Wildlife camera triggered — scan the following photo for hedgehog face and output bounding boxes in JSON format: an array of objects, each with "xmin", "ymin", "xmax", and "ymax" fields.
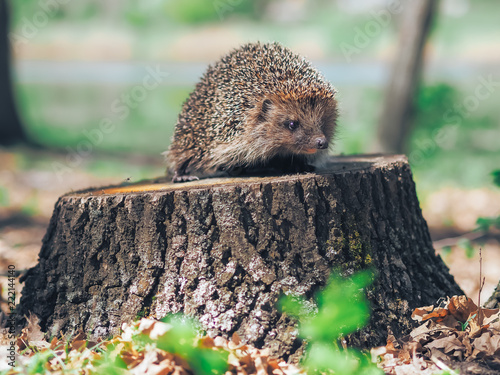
[{"xmin": 249, "ymin": 95, "xmax": 338, "ymax": 158}]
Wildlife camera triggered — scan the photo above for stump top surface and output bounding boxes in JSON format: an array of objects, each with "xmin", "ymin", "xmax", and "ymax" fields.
[{"xmin": 73, "ymin": 154, "xmax": 407, "ymax": 197}]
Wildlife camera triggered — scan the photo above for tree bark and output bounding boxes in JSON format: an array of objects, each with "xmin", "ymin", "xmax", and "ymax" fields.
[
  {"xmin": 19, "ymin": 154, "xmax": 462, "ymax": 361},
  {"xmin": 0, "ymin": 0, "xmax": 27, "ymax": 145},
  {"xmin": 485, "ymin": 281, "xmax": 500, "ymax": 309},
  {"xmin": 374, "ymin": 0, "xmax": 437, "ymax": 153}
]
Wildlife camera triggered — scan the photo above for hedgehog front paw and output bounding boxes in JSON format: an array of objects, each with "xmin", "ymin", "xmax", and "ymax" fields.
[
  {"xmin": 172, "ymin": 171, "xmax": 200, "ymax": 183},
  {"xmin": 299, "ymin": 163, "xmax": 316, "ymax": 173}
]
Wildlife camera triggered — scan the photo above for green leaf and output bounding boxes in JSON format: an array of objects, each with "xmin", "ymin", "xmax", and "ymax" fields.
[
  {"xmin": 475, "ymin": 216, "xmax": 500, "ymax": 232},
  {"xmin": 279, "ymin": 273, "xmax": 374, "ymax": 340},
  {"xmin": 26, "ymin": 350, "xmax": 55, "ymax": 375},
  {"xmin": 153, "ymin": 314, "xmax": 228, "ymax": 375},
  {"xmin": 492, "ymin": 170, "xmax": 500, "ymax": 187},
  {"xmin": 461, "ymin": 313, "xmax": 477, "ymax": 331},
  {"xmin": 278, "ymin": 295, "xmax": 311, "ymax": 320},
  {"xmin": 154, "ymin": 315, "xmax": 197, "ymax": 356},
  {"xmin": 441, "ymin": 246, "xmax": 452, "ymax": 256},
  {"xmin": 91, "ymin": 343, "xmax": 128, "ymax": 375},
  {"xmin": 457, "ymin": 238, "xmax": 475, "ymax": 258},
  {"xmin": 188, "ymin": 348, "xmax": 228, "ymax": 375},
  {"xmin": 304, "ymin": 343, "xmax": 383, "ymax": 375},
  {"xmin": 305, "ymin": 343, "xmax": 357, "ymax": 374},
  {"xmin": 476, "ymin": 217, "xmax": 493, "ymax": 231},
  {"xmin": 302, "ymin": 270, "xmax": 373, "ymax": 340},
  {"xmin": 286, "ymin": 270, "xmax": 381, "ymax": 374}
]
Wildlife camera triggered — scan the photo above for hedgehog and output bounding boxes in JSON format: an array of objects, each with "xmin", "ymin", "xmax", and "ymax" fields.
[{"xmin": 165, "ymin": 42, "xmax": 338, "ymax": 182}]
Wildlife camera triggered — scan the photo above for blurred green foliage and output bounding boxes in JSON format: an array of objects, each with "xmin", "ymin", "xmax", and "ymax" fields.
[
  {"xmin": 0, "ymin": 186, "xmax": 9, "ymax": 207},
  {"xmin": 166, "ymin": 0, "xmax": 256, "ymax": 24},
  {"xmin": 476, "ymin": 216, "xmax": 500, "ymax": 233},
  {"xmin": 16, "ymin": 79, "xmax": 498, "ymax": 194},
  {"xmin": 475, "ymin": 170, "xmax": 500, "ymax": 233},
  {"xmin": 446, "ymin": 171, "xmax": 500, "ymax": 257},
  {"xmin": 9, "ymin": 0, "xmax": 259, "ymax": 28},
  {"xmin": 492, "ymin": 170, "xmax": 500, "ymax": 187},
  {"xmin": 9, "ymin": 0, "xmax": 97, "ymax": 25},
  {"xmin": 91, "ymin": 343, "xmax": 129, "ymax": 375},
  {"xmin": 18, "ymin": 350, "xmax": 56, "ymax": 375},
  {"xmin": 279, "ymin": 270, "xmax": 382, "ymax": 375},
  {"xmin": 456, "ymin": 237, "xmax": 476, "ymax": 259},
  {"xmin": 134, "ymin": 314, "xmax": 228, "ymax": 375},
  {"xmin": 410, "ymin": 82, "xmax": 500, "ymax": 193},
  {"xmin": 20, "ymin": 193, "xmax": 39, "ymax": 217},
  {"xmin": 17, "ymin": 84, "xmax": 187, "ymax": 154},
  {"xmin": 412, "ymin": 83, "xmax": 497, "ymax": 157}
]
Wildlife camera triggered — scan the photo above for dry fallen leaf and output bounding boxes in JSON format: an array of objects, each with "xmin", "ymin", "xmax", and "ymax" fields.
[
  {"xmin": 6, "ymin": 317, "xmax": 306, "ymax": 375},
  {"xmin": 425, "ymin": 334, "xmax": 464, "ymax": 359},
  {"xmin": 375, "ymin": 295, "xmax": 500, "ymax": 374},
  {"xmin": 447, "ymin": 296, "xmax": 477, "ymax": 322},
  {"xmin": 16, "ymin": 313, "xmax": 45, "ymax": 351},
  {"xmin": 472, "ymin": 331, "xmax": 500, "ymax": 357},
  {"xmin": 411, "ymin": 305, "xmax": 436, "ymax": 322}
]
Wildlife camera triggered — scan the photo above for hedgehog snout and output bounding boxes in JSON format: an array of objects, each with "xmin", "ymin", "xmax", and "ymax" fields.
[{"xmin": 315, "ymin": 136, "xmax": 328, "ymax": 149}]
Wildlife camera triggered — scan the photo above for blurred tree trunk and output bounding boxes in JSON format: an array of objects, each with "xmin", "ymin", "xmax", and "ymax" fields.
[
  {"xmin": 375, "ymin": 0, "xmax": 437, "ymax": 153},
  {"xmin": 0, "ymin": 0, "xmax": 27, "ymax": 146}
]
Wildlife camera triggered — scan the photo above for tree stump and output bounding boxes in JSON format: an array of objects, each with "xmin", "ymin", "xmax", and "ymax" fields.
[{"xmin": 19, "ymin": 154, "xmax": 462, "ymax": 361}]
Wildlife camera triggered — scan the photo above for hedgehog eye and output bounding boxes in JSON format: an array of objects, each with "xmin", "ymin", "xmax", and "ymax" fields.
[{"xmin": 284, "ymin": 120, "xmax": 299, "ymax": 131}]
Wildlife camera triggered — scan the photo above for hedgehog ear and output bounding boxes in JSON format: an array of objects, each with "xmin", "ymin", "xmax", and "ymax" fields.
[
  {"xmin": 262, "ymin": 99, "xmax": 272, "ymax": 112},
  {"xmin": 258, "ymin": 99, "xmax": 273, "ymax": 122}
]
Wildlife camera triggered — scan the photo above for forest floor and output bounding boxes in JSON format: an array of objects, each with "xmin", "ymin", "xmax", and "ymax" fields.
[{"xmin": 1, "ymin": 146, "xmax": 499, "ymax": 374}]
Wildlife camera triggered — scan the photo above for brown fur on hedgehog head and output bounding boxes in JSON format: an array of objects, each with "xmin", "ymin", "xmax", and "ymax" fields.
[{"xmin": 244, "ymin": 89, "xmax": 338, "ymax": 160}]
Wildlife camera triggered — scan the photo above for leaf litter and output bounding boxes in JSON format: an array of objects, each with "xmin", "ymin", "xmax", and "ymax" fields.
[
  {"xmin": 2, "ymin": 314, "xmax": 304, "ymax": 374},
  {"xmin": 3, "ymin": 295, "xmax": 500, "ymax": 374},
  {"xmin": 372, "ymin": 295, "xmax": 500, "ymax": 374}
]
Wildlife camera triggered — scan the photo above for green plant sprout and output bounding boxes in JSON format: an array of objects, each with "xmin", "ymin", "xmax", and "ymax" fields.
[
  {"xmin": 130, "ymin": 314, "xmax": 228, "ymax": 375},
  {"xmin": 91, "ymin": 343, "xmax": 129, "ymax": 375},
  {"xmin": 279, "ymin": 269, "xmax": 383, "ymax": 375},
  {"xmin": 460, "ymin": 313, "xmax": 477, "ymax": 331}
]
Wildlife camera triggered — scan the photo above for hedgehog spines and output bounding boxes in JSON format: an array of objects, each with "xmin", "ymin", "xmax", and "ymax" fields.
[{"xmin": 166, "ymin": 42, "xmax": 338, "ymax": 182}]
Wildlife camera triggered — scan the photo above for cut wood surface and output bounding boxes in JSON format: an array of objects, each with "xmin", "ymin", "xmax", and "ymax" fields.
[{"xmin": 19, "ymin": 154, "xmax": 462, "ymax": 361}]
